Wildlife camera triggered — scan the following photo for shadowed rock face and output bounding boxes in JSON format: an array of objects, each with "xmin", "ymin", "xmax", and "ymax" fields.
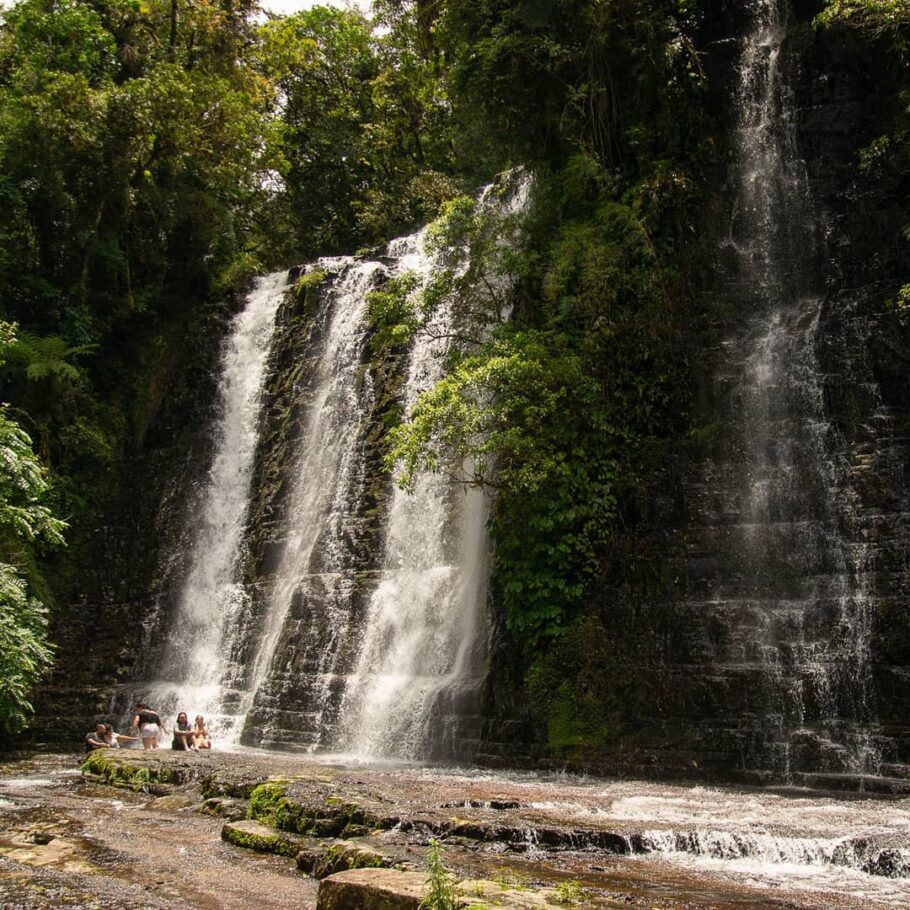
[{"xmin": 477, "ymin": 2, "xmax": 910, "ymax": 786}]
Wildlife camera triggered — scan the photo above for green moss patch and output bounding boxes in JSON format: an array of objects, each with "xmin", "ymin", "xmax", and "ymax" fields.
[
  {"xmin": 221, "ymin": 820, "xmax": 309, "ymax": 858},
  {"xmin": 80, "ymin": 750, "xmax": 185, "ymax": 791},
  {"xmin": 247, "ymin": 781, "xmax": 392, "ymax": 837}
]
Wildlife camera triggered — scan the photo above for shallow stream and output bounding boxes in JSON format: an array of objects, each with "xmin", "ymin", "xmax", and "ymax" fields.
[{"xmin": 1, "ymin": 753, "xmax": 909, "ymax": 909}]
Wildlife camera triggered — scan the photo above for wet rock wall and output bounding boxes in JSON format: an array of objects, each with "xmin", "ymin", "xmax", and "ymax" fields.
[{"xmin": 479, "ymin": 4, "xmax": 910, "ymax": 788}]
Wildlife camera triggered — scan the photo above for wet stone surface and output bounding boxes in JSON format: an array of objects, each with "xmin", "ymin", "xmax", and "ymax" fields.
[{"xmin": 2, "ymin": 752, "xmax": 910, "ymax": 909}]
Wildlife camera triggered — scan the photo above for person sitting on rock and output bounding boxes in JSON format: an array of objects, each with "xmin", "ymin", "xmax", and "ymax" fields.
[
  {"xmin": 84, "ymin": 724, "xmax": 108, "ymax": 753},
  {"xmin": 172, "ymin": 712, "xmax": 196, "ymax": 751},
  {"xmin": 103, "ymin": 724, "xmax": 139, "ymax": 749},
  {"xmin": 192, "ymin": 715, "xmax": 211, "ymax": 751}
]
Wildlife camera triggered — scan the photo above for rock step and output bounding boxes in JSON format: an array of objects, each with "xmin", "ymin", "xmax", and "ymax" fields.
[
  {"xmin": 316, "ymin": 869, "xmax": 616, "ymax": 910},
  {"xmin": 221, "ymin": 820, "xmax": 311, "ymax": 858},
  {"xmin": 222, "ymin": 820, "xmax": 417, "ymax": 877},
  {"xmin": 297, "ymin": 839, "xmax": 416, "ymax": 879}
]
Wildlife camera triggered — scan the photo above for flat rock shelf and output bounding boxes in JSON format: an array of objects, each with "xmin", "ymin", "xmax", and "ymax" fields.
[{"xmin": 2, "ymin": 751, "xmax": 910, "ymax": 909}]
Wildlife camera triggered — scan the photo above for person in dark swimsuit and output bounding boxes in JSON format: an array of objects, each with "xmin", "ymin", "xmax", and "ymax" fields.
[
  {"xmin": 172, "ymin": 712, "xmax": 196, "ymax": 751},
  {"xmin": 131, "ymin": 702, "xmax": 167, "ymax": 750}
]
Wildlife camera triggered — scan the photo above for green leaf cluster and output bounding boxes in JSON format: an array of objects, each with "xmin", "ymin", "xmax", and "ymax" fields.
[
  {"xmin": 384, "ymin": 2, "xmax": 712, "ymax": 657},
  {"xmin": 259, "ymin": 4, "xmax": 463, "ymax": 261},
  {"xmin": 419, "ymin": 841, "xmax": 459, "ymax": 910},
  {"xmin": 0, "ymin": 324, "xmax": 65, "ymax": 732}
]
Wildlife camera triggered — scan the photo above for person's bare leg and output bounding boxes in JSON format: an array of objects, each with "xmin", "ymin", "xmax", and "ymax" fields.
[{"xmin": 142, "ymin": 737, "xmax": 153, "ymax": 750}]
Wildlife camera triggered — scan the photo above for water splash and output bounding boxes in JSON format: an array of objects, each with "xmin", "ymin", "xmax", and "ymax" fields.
[{"xmin": 147, "ymin": 272, "xmax": 287, "ymax": 741}]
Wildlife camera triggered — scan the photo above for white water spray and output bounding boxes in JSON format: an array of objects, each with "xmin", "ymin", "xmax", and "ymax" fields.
[
  {"xmin": 340, "ymin": 177, "xmax": 530, "ymax": 760},
  {"xmin": 150, "ymin": 272, "xmax": 286, "ymax": 740}
]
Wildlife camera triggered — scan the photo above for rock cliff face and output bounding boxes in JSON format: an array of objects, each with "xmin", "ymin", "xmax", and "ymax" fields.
[
  {"xmin": 23, "ymin": 2, "xmax": 909, "ymax": 787},
  {"xmin": 479, "ymin": 3, "xmax": 910, "ymax": 788},
  {"xmin": 22, "ymin": 298, "xmax": 237, "ymax": 747}
]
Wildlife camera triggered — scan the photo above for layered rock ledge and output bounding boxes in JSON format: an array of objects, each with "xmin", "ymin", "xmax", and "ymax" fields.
[{"xmin": 75, "ymin": 747, "xmax": 910, "ymax": 910}]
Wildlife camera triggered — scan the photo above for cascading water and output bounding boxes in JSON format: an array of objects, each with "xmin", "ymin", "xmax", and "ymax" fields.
[
  {"xmin": 132, "ymin": 176, "xmax": 528, "ymax": 756},
  {"xmin": 726, "ymin": 0, "xmax": 877, "ymax": 774},
  {"xmin": 142, "ymin": 272, "xmax": 287, "ymax": 740},
  {"xmin": 337, "ymin": 230, "xmax": 492, "ymax": 760},
  {"xmin": 238, "ymin": 256, "xmax": 384, "ymax": 749},
  {"xmin": 337, "ymin": 177, "xmax": 530, "ymax": 760}
]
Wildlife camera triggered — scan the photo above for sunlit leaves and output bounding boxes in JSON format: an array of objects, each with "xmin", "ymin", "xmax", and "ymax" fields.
[
  {"xmin": 0, "ymin": 327, "xmax": 65, "ymax": 733},
  {"xmin": 0, "ymin": 563, "xmax": 53, "ymax": 734}
]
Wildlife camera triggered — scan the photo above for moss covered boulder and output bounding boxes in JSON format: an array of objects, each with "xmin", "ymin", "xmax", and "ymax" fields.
[
  {"xmin": 316, "ymin": 870, "xmax": 606, "ymax": 910},
  {"xmin": 296, "ymin": 839, "xmax": 400, "ymax": 878},
  {"xmin": 80, "ymin": 749, "xmax": 189, "ymax": 792},
  {"xmin": 221, "ymin": 820, "xmax": 311, "ymax": 859}
]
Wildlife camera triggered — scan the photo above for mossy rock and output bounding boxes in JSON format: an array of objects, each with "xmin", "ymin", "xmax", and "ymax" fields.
[
  {"xmin": 247, "ymin": 781, "xmax": 391, "ymax": 837},
  {"xmin": 221, "ymin": 820, "xmax": 310, "ymax": 859},
  {"xmin": 80, "ymin": 750, "xmax": 185, "ymax": 791},
  {"xmin": 296, "ymin": 840, "xmax": 393, "ymax": 879},
  {"xmin": 294, "ymin": 269, "xmax": 328, "ymax": 320},
  {"xmin": 316, "ymin": 870, "xmax": 581, "ymax": 910}
]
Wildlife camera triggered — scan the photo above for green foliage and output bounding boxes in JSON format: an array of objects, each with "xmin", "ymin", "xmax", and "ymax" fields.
[
  {"xmin": 0, "ymin": 563, "xmax": 53, "ymax": 733},
  {"xmin": 888, "ymin": 284, "xmax": 910, "ymax": 324},
  {"xmin": 420, "ymin": 841, "xmax": 458, "ymax": 910},
  {"xmin": 259, "ymin": 4, "xmax": 461, "ymax": 260},
  {"xmin": 0, "ymin": 324, "xmax": 65, "ymax": 731},
  {"xmin": 0, "ymin": 410, "xmax": 66, "ymax": 549},
  {"xmin": 389, "ymin": 165, "xmax": 695, "ymax": 647},
  {"xmin": 4, "ymin": 331, "xmax": 95, "ymax": 383},
  {"xmin": 444, "ymin": 0, "xmax": 708, "ymax": 171},
  {"xmin": 816, "ymin": 1, "xmax": 910, "ymax": 40},
  {"xmin": 379, "ymin": 2, "xmax": 712, "ymax": 655},
  {"xmin": 553, "ymin": 880, "xmax": 591, "ymax": 905},
  {"xmin": 0, "ymin": 0, "xmax": 276, "ymax": 663},
  {"xmin": 817, "ymin": 2, "xmax": 910, "ymax": 324},
  {"xmin": 367, "ymin": 272, "xmax": 421, "ymax": 353}
]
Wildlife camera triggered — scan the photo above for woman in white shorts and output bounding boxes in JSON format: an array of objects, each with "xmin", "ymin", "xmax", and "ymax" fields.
[{"xmin": 131, "ymin": 702, "xmax": 168, "ymax": 750}]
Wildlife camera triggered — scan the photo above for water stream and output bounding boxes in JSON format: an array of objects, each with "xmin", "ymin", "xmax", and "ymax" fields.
[
  {"xmin": 142, "ymin": 272, "xmax": 287, "ymax": 740},
  {"xmin": 725, "ymin": 0, "xmax": 877, "ymax": 773}
]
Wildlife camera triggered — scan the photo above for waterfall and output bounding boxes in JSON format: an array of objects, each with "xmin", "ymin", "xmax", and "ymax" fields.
[
  {"xmin": 336, "ymin": 177, "xmax": 530, "ymax": 760},
  {"xmin": 238, "ymin": 256, "xmax": 383, "ymax": 749},
  {"xmin": 337, "ymin": 229, "xmax": 492, "ymax": 760},
  {"xmin": 727, "ymin": 0, "xmax": 877, "ymax": 774},
  {"xmin": 145, "ymin": 272, "xmax": 287, "ymax": 741},
  {"xmin": 132, "ymin": 176, "xmax": 528, "ymax": 757}
]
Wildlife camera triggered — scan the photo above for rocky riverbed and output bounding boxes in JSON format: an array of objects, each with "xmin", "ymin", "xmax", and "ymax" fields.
[{"xmin": 1, "ymin": 751, "xmax": 909, "ymax": 909}]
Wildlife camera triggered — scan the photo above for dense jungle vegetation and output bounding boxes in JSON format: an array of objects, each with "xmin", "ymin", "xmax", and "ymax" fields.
[{"xmin": 0, "ymin": 0, "xmax": 907, "ymax": 736}]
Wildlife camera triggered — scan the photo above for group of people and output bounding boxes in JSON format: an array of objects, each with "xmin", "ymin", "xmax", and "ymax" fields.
[{"xmin": 85, "ymin": 702, "xmax": 212, "ymax": 753}]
